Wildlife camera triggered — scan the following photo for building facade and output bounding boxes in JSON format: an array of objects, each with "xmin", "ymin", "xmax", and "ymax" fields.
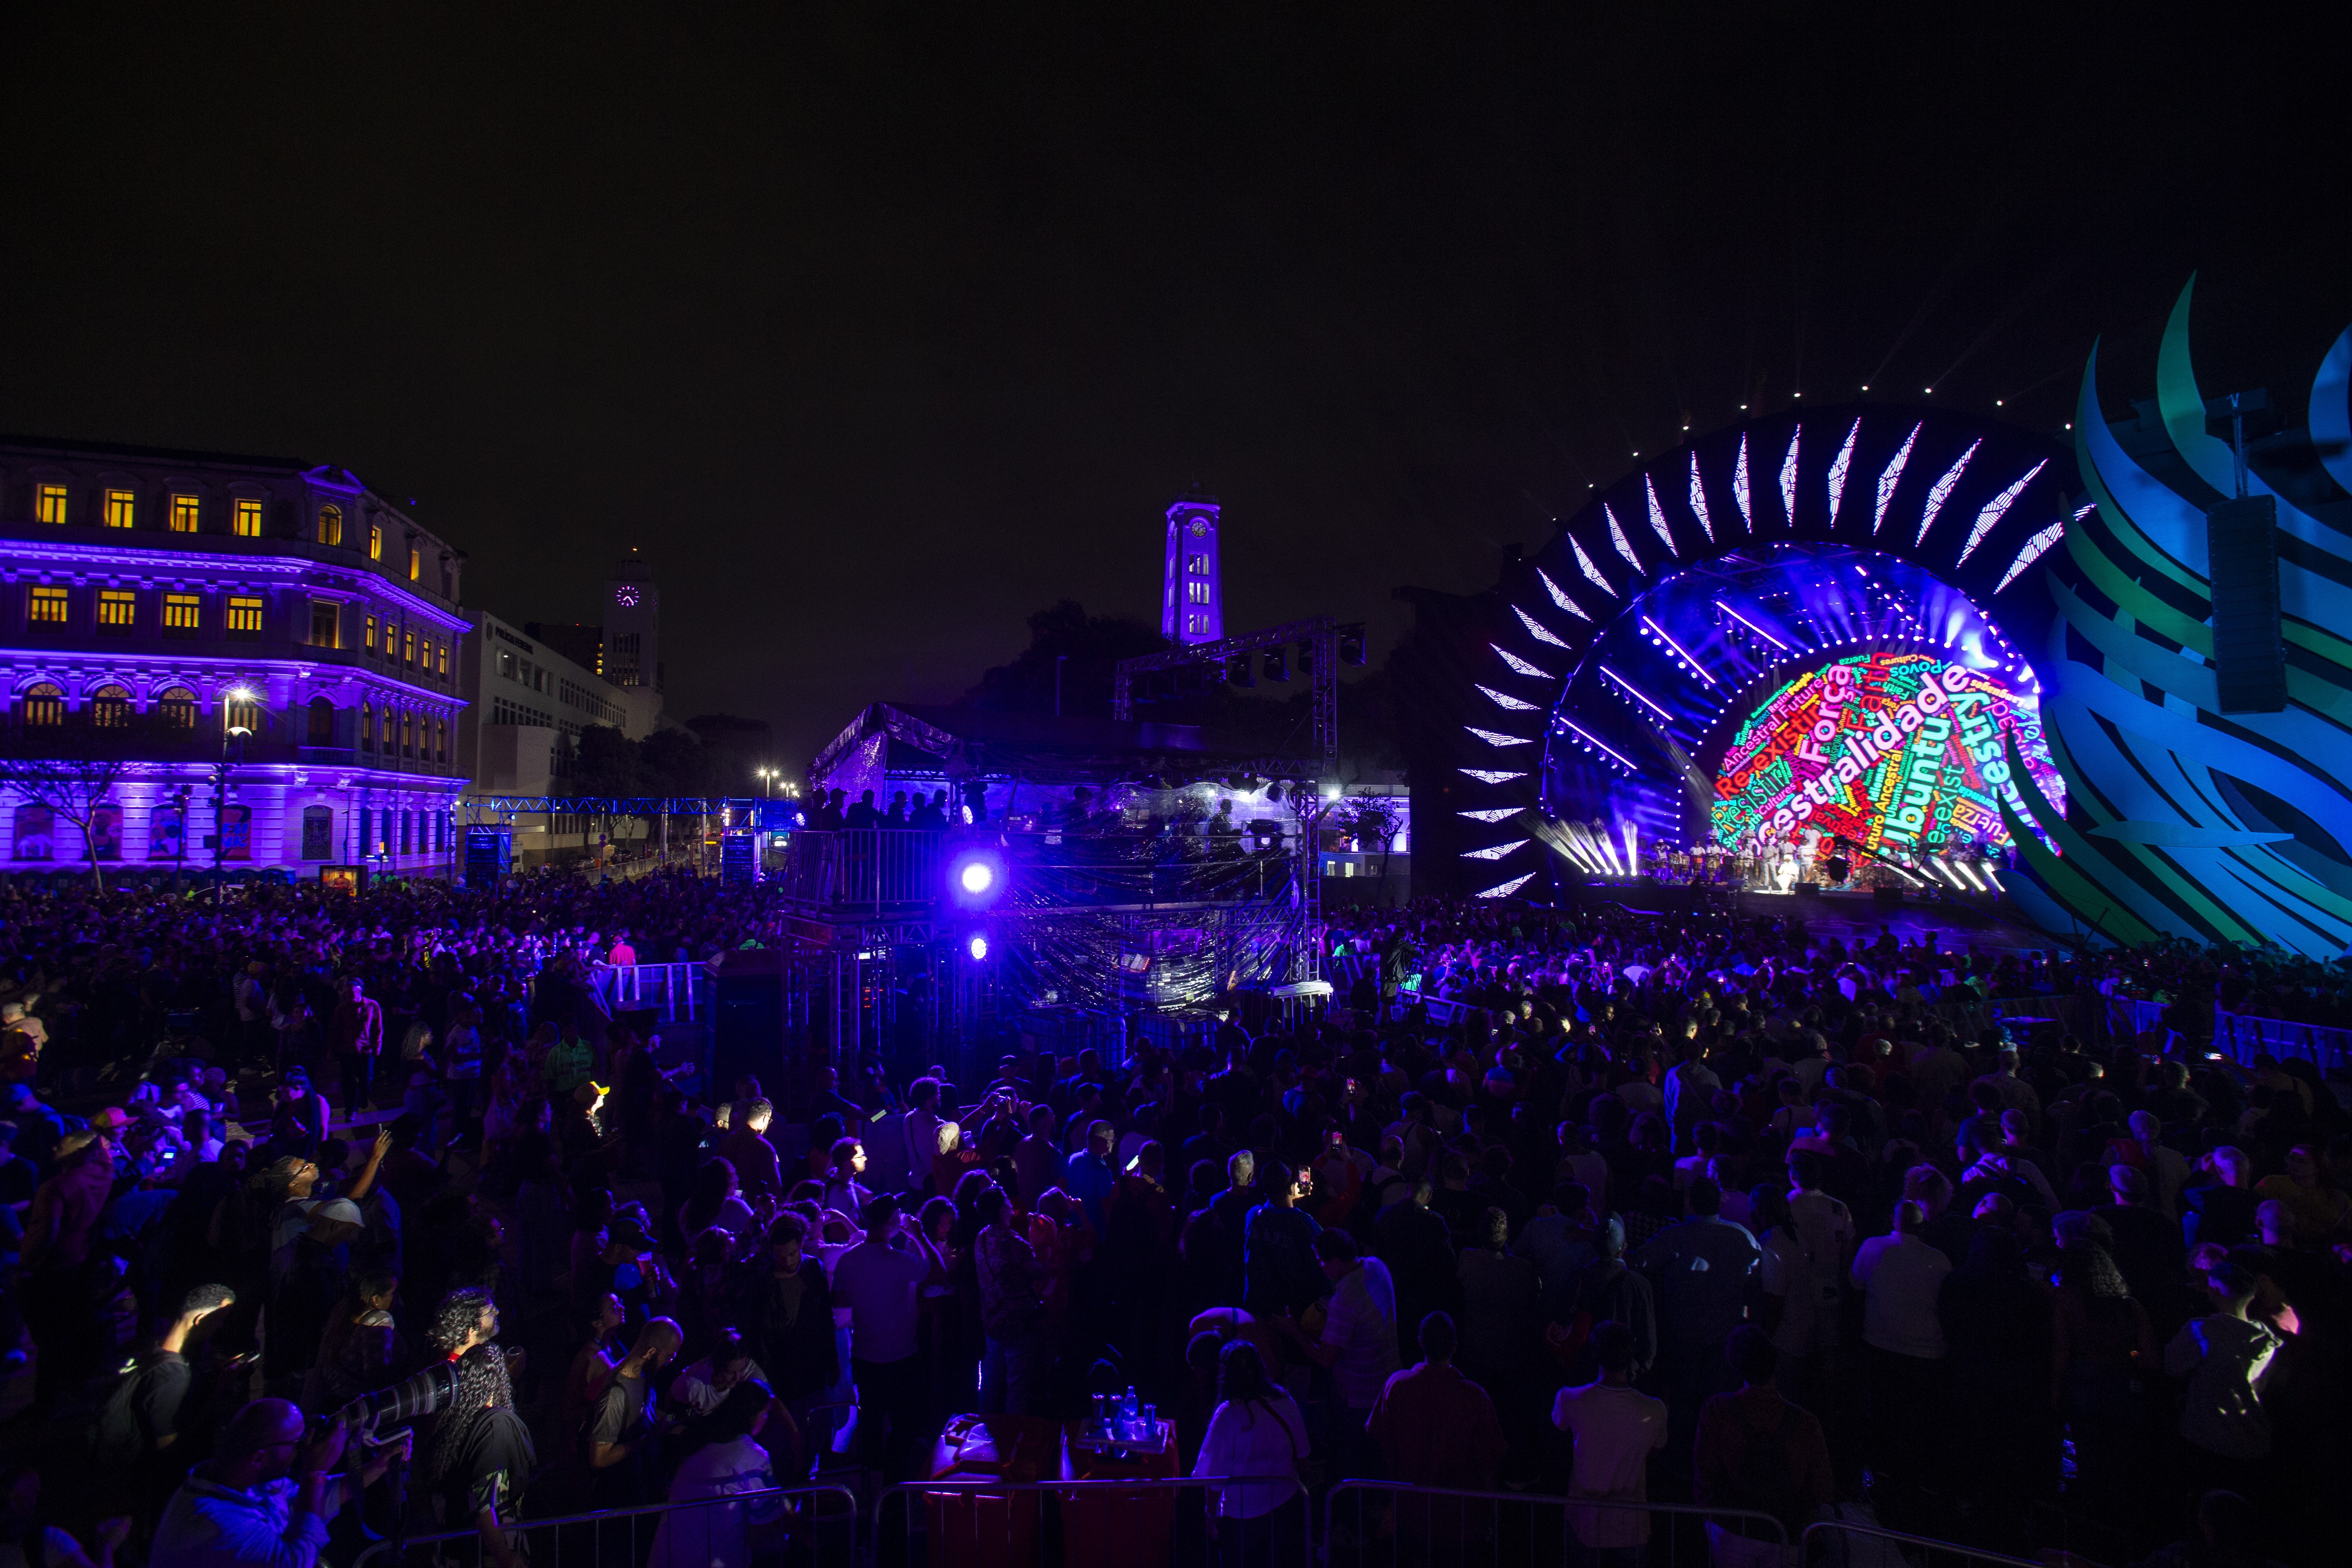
[
  {"xmin": 1161, "ymin": 486, "xmax": 1225, "ymax": 645},
  {"xmin": 0, "ymin": 436, "xmax": 470, "ymax": 881},
  {"xmin": 456, "ymin": 609, "xmax": 646, "ymax": 868}
]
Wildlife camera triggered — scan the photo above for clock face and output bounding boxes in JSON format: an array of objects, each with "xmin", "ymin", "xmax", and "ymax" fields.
[
  {"xmin": 1189, "ymin": 517, "xmax": 1210, "ymax": 537},
  {"xmin": 614, "ymin": 586, "xmax": 641, "ymax": 607}
]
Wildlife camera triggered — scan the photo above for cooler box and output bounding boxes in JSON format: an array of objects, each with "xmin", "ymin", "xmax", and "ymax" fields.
[
  {"xmin": 923, "ymin": 1413, "xmax": 1058, "ymax": 1568},
  {"xmin": 1060, "ymin": 1418, "xmax": 1178, "ymax": 1568}
]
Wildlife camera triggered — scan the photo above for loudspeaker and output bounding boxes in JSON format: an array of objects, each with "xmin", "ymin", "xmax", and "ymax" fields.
[
  {"xmin": 2208, "ymin": 495, "xmax": 2287, "ymax": 712},
  {"xmin": 712, "ymin": 949, "xmax": 785, "ymax": 1095}
]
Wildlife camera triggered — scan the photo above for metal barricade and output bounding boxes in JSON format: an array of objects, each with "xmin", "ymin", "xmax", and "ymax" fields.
[
  {"xmin": 596, "ymin": 960, "xmax": 707, "ymax": 1023},
  {"xmin": 873, "ymin": 1474, "xmax": 1311, "ymax": 1568},
  {"xmin": 1800, "ymin": 1519, "xmax": 2041, "ymax": 1568},
  {"xmin": 1323, "ymin": 1480, "xmax": 1787, "ymax": 1568},
  {"xmin": 349, "ymin": 1483, "xmax": 859, "ymax": 1568}
]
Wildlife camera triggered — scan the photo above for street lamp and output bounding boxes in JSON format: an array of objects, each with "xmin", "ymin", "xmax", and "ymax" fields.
[
  {"xmin": 755, "ymin": 766, "xmax": 777, "ymax": 797},
  {"xmin": 215, "ymin": 685, "xmax": 258, "ymax": 905}
]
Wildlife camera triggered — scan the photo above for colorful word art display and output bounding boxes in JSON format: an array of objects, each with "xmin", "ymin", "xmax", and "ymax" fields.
[{"xmin": 1712, "ymin": 652, "xmax": 2064, "ymax": 857}]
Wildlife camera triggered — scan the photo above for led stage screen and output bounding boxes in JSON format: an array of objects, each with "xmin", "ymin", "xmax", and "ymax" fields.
[{"xmin": 1711, "ymin": 652, "xmax": 2063, "ymax": 857}]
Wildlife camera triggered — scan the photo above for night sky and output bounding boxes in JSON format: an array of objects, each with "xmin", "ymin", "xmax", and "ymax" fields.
[{"xmin": 2, "ymin": 7, "xmax": 2345, "ymax": 766}]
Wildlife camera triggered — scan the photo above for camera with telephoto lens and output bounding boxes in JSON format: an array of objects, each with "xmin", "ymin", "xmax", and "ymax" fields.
[{"xmin": 315, "ymin": 1359, "xmax": 461, "ymax": 1443}]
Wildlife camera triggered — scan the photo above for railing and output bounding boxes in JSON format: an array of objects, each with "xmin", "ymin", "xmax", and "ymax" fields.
[
  {"xmin": 1324, "ymin": 1480, "xmax": 1788, "ymax": 1568},
  {"xmin": 594, "ymin": 960, "xmax": 708, "ymax": 1024},
  {"xmin": 874, "ymin": 1475, "xmax": 1311, "ymax": 1568},
  {"xmin": 2102, "ymin": 995, "xmax": 2352, "ymax": 1069},
  {"xmin": 1801, "ymin": 1518, "xmax": 2041, "ymax": 1568},
  {"xmin": 349, "ymin": 1483, "xmax": 859, "ymax": 1568},
  {"xmin": 782, "ymin": 828, "xmax": 945, "ymax": 909}
]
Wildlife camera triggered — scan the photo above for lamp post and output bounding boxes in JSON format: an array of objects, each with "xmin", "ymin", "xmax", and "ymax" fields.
[
  {"xmin": 215, "ymin": 685, "xmax": 257, "ymax": 906},
  {"xmin": 755, "ymin": 766, "xmax": 776, "ymax": 798}
]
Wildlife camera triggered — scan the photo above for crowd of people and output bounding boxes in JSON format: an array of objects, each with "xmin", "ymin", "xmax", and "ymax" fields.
[{"xmin": 0, "ymin": 871, "xmax": 2344, "ymax": 1568}]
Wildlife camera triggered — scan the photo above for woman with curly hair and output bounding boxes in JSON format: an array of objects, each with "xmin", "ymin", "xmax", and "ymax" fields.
[{"xmin": 419, "ymin": 1289, "xmax": 534, "ymax": 1568}]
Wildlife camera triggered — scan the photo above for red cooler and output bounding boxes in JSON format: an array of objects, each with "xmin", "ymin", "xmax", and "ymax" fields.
[
  {"xmin": 922, "ymin": 1413, "xmax": 1058, "ymax": 1568},
  {"xmin": 1059, "ymin": 1417, "xmax": 1179, "ymax": 1568}
]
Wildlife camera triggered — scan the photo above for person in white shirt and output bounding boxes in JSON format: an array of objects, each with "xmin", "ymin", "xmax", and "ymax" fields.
[
  {"xmin": 1849, "ymin": 1199, "xmax": 1951, "ymax": 1486},
  {"xmin": 667, "ymin": 1328, "xmax": 771, "ymax": 1417},
  {"xmin": 1190, "ymin": 1341, "xmax": 1309, "ymax": 1559},
  {"xmin": 647, "ymin": 1381, "xmax": 785, "ymax": 1568},
  {"xmin": 1277, "ymin": 1230, "xmax": 1397, "ymax": 1476},
  {"xmin": 1551, "ymin": 1321, "xmax": 1668, "ymax": 1563},
  {"xmin": 829, "ymin": 1195, "xmax": 945, "ymax": 1482}
]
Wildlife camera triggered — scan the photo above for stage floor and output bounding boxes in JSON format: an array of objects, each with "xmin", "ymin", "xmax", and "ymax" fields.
[{"xmin": 1558, "ymin": 881, "xmax": 2058, "ymax": 954}]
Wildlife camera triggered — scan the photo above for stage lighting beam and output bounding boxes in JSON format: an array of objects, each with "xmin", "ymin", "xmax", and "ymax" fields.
[{"xmin": 1714, "ymin": 602, "xmax": 1789, "ymax": 651}]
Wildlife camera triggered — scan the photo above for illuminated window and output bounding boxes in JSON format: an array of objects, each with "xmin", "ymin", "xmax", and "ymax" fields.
[
  {"xmin": 1186, "ymin": 611, "xmax": 1208, "ymax": 635},
  {"xmin": 436, "ymin": 642, "xmax": 449, "ymax": 677},
  {"xmin": 169, "ymin": 493, "xmax": 201, "ymax": 533},
  {"xmin": 156, "ymin": 687, "xmax": 196, "ymax": 729},
  {"xmin": 1189, "ymin": 554, "xmax": 1208, "ymax": 574},
  {"xmin": 400, "ymin": 711, "xmax": 414, "ymax": 757},
  {"xmin": 89, "ymin": 684, "xmax": 131, "ymax": 727},
  {"xmin": 19, "ymin": 683, "xmax": 64, "ymax": 725},
  {"xmin": 317, "ymin": 505, "xmax": 342, "ymax": 547},
  {"xmin": 404, "ymin": 630, "xmax": 416, "ymax": 666},
  {"xmin": 233, "ymin": 497, "xmax": 263, "ymax": 537},
  {"xmin": 362, "ymin": 703, "xmax": 376, "ymax": 750},
  {"xmin": 407, "ymin": 546, "xmax": 420, "ymax": 581},
  {"xmin": 103, "ymin": 490, "xmax": 135, "ymax": 529},
  {"xmin": 368, "ymin": 523, "xmax": 382, "ymax": 560},
  {"xmin": 1186, "ymin": 579, "xmax": 1210, "ymax": 604},
  {"xmin": 163, "ymin": 593, "xmax": 200, "ymax": 634},
  {"xmin": 435, "ymin": 718, "xmax": 447, "ymax": 762},
  {"xmin": 96, "ymin": 590, "xmax": 136, "ymax": 631},
  {"xmin": 27, "ymin": 585, "xmax": 68, "ymax": 625},
  {"xmin": 364, "ymin": 614, "xmax": 377, "ymax": 655},
  {"xmin": 225, "ymin": 596, "xmax": 263, "ymax": 638},
  {"xmin": 34, "ymin": 485, "xmax": 68, "ymax": 525},
  {"xmin": 309, "ymin": 603, "xmax": 339, "ymax": 648},
  {"xmin": 225, "ymin": 695, "xmax": 260, "ymax": 735}
]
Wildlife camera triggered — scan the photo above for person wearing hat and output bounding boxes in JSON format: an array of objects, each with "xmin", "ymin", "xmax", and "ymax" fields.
[
  {"xmin": 269, "ymin": 1069, "xmax": 329, "ymax": 1160},
  {"xmin": 0, "ymin": 1000, "xmax": 42, "ymax": 1085}
]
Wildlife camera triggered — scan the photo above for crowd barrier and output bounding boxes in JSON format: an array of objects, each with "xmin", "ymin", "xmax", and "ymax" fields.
[
  {"xmin": 593, "ymin": 959, "xmax": 708, "ymax": 1024},
  {"xmin": 872, "ymin": 1474, "xmax": 1311, "ymax": 1568},
  {"xmin": 1323, "ymin": 1481, "xmax": 1788, "ymax": 1568},
  {"xmin": 1800, "ymin": 1518, "xmax": 2041, "ymax": 1568},
  {"xmin": 348, "ymin": 1483, "xmax": 860, "ymax": 1568},
  {"xmin": 2097, "ymin": 995, "xmax": 2352, "ymax": 1071}
]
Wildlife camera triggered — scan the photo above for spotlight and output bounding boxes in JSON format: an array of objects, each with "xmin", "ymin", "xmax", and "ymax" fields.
[
  {"xmin": 1265, "ymin": 782, "xmax": 1284, "ymax": 804},
  {"xmin": 948, "ymin": 848, "xmax": 1005, "ymax": 908},
  {"xmin": 1263, "ymin": 647, "xmax": 1290, "ymax": 682},
  {"xmin": 966, "ymin": 933, "xmax": 990, "ymax": 962},
  {"xmin": 1338, "ymin": 624, "xmax": 1367, "ymax": 666}
]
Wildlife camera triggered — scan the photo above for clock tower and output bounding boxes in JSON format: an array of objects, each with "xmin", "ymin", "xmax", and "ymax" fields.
[
  {"xmin": 603, "ymin": 549, "xmax": 663, "ymax": 735},
  {"xmin": 1160, "ymin": 485, "xmax": 1224, "ymax": 645}
]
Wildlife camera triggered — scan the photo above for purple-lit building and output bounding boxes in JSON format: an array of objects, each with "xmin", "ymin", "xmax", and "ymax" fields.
[
  {"xmin": 1160, "ymin": 486, "xmax": 1225, "ymax": 644},
  {"xmin": 0, "ymin": 436, "xmax": 470, "ymax": 880}
]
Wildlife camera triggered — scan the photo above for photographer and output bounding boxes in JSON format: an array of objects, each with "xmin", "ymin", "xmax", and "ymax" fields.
[{"xmin": 150, "ymin": 1397, "xmax": 408, "ymax": 1568}]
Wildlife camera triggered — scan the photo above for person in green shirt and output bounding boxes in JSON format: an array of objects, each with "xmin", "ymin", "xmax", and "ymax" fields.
[{"xmin": 541, "ymin": 1018, "xmax": 594, "ymax": 1095}]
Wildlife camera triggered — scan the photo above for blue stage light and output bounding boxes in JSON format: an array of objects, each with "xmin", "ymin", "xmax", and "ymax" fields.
[
  {"xmin": 959, "ymin": 861, "xmax": 994, "ymax": 894},
  {"xmin": 967, "ymin": 933, "xmax": 990, "ymax": 961},
  {"xmin": 948, "ymin": 848, "xmax": 1006, "ymax": 908}
]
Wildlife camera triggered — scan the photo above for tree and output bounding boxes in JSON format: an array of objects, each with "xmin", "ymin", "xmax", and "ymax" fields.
[
  {"xmin": 0, "ymin": 710, "xmax": 168, "ymax": 892},
  {"xmin": 1329, "ymin": 792, "xmax": 1403, "ymax": 881}
]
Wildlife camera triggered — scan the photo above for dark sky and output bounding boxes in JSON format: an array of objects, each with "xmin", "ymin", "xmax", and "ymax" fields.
[{"xmin": 3, "ymin": 6, "xmax": 2345, "ymax": 765}]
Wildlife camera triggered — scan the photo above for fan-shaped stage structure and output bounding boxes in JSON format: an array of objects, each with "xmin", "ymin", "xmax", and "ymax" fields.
[
  {"xmin": 1438, "ymin": 280, "xmax": 2352, "ymax": 958},
  {"xmin": 1446, "ymin": 403, "xmax": 2077, "ymax": 903}
]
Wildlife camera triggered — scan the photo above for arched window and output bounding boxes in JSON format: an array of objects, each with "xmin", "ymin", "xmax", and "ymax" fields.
[
  {"xmin": 362, "ymin": 702, "xmax": 377, "ymax": 750},
  {"xmin": 307, "ymin": 695, "xmax": 336, "ymax": 745},
  {"xmin": 19, "ymin": 683, "xmax": 64, "ymax": 726},
  {"xmin": 400, "ymin": 711, "xmax": 415, "ymax": 757},
  {"xmin": 300, "ymin": 804, "xmax": 333, "ymax": 860},
  {"xmin": 156, "ymin": 687, "xmax": 197, "ymax": 730},
  {"xmin": 436, "ymin": 717, "xmax": 447, "ymax": 762},
  {"xmin": 317, "ymin": 505, "xmax": 343, "ymax": 547},
  {"xmin": 224, "ymin": 694, "xmax": 260, "ymax": 736},
  {"xmin": 89, "ymin": 684, "xmax": 132, "ymax": 728}
]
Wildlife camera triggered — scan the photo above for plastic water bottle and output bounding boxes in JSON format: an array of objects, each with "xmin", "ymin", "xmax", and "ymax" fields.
[{"xmin": 1122, "ymin": 1387, "xmax": 1139, "ymax": 1440}]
